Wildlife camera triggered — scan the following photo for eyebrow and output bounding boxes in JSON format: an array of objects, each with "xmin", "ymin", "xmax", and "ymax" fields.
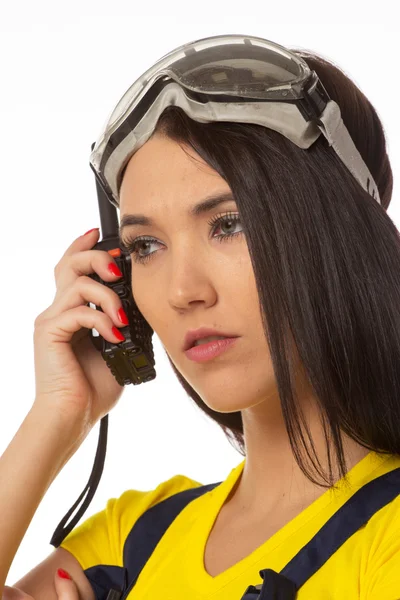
[{"xmin": 119, "ymin": 191, "xmax": 236, "ymax": 240}]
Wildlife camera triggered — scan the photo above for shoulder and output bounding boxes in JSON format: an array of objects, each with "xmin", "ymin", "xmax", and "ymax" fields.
[
  {"xmin": 112, "ymin": 472, "xmax": 205, "ymax": 517},
  {"xmin": 59, "ymin": 472, "xmax": 205, "ymax": 569}
]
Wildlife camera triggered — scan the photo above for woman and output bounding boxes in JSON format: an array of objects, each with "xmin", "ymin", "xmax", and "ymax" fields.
[{"xmin": 0, "ymin": 35, "xmax": 398, "ymax": 599}]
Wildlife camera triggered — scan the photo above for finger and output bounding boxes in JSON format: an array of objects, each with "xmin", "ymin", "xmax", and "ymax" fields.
[
  {"xmin": 34, "ymin": 302, "xmax": 126, "ymax": 348},
  {"xmin": 43, "ymin": 274, "xmax": 127, "ymax": 333},
  {"xmin": 54, "ymin": 569, "xmax": 80, "ymax": 600},
  {"xmin": 2, "ymin": 587, "xmax": 34, "ymax": 600},
  {"xmin": 53, "ymin": 230, "xmax": 125, "ymax": 296}
]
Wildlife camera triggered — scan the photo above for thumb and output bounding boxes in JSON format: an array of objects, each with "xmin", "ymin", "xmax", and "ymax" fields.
[{"xmin": 54, "ymin": 569, "xmax": 80, "ymax": 600}]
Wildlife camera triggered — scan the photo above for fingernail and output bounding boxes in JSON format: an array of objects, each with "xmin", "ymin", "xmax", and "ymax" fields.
[
  {"xmin": 108, "ymin": 262, "xmax": 123, "ymax": 277},
  {"xmin": 57, "ymin": 568, "xmax": 72, "ymax": 580},
  {"xmin": 118, "ymin": 307, "xmax": 129, "ymax": 325},
  {"xmin": 83, "ymin": 228, "xmax": 99, "ymax": 236},
  {"xmin": 112, "ymin": 326, "xmax": 125, "ymax": 341}
]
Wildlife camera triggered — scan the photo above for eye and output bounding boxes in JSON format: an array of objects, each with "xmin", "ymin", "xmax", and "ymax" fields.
[{"xmin": 120, "ymin": 211, "xmax": 243, "ymax": 265}]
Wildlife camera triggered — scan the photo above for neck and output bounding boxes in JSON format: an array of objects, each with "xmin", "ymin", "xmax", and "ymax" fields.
[{"xmin": 228, "ymin": 400, "xmax": 370, "ymax": 517}]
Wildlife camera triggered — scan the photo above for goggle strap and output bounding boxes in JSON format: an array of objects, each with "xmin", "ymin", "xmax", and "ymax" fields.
[{"xmin": 317, "ymin": 100, "xmax": 380, "ymax": 204}]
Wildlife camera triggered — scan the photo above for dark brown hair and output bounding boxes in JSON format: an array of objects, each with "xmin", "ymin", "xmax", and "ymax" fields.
[{"xmin": 126, "ymin": 47, "xmax": 396, "ymax": 488}]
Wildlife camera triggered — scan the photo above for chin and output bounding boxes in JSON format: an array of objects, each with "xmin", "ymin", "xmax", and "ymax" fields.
[
  {"xmin": 201, "ymin": 386, "xmax": 279, "ymax": 415},
  {"xmin": 200, "ymin": 394, "xmax": 251, "ymax": 414}
]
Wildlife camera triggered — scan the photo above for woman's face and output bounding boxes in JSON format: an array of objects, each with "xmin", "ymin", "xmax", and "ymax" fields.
[{"xmin": 119, "ymin": 134, "xmax": 279, "ymax": 415}]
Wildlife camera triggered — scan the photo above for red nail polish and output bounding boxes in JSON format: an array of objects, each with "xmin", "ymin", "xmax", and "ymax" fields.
[
  {"xmin": 108, "ymin": 262, "xmax": 123, "ymax": 277},
  {"xmin": 57, "ymin": 568, "xmax": 72, "ymax": 580},
  {"xmin": 112, "ymin": 326, "xmax": 125, "ymax": 341},
  {"xmin": 83, "ymin": 228, "xmax": 99, "ymax": 236},
  {"xmin": 118, "ymin": 307, "xmax": 129, "ymax": 325}
]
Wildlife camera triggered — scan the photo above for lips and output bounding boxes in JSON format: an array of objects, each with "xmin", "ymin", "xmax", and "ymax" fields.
[{"xmin": 183, "ymin": 327, "xmax": 239, "ymax": 351}]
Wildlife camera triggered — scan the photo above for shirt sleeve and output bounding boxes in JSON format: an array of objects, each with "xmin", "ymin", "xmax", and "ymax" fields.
[
  {"xmin": 58, "ymin": 489, "xmax": 149, "ymax": 570},
  {"xmin": 58, "ymin": 474, "xmax": 201, "ymax": 572}
]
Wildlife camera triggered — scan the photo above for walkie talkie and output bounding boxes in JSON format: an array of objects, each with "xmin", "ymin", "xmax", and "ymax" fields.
[
  {"xmin": 50, "ymin": 144, "xmax": 156, "ymax": 548},
  {"xmin": 87, "ymin": 163, "xmax": 156, "ymax": 386}
]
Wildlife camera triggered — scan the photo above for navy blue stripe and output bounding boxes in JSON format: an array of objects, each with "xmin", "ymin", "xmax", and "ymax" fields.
[
  {"xmin": 280, "ymin": 466, "xmax": 400, "ymax": 588},
  {"xmin": 84, "ymin": 565, "xmax": 128, "ymax": 600},
  {"xmin": 83, "ymin": 466, "xmax": 400, "ymax": 600},
  {"xmin": 121, "ymin": 482, "xmax": 221, "ymax": 598}
]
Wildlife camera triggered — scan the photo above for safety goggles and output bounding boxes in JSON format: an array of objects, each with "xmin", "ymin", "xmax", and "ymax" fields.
[{"xmin": 89, "ymin": 33, "xmax": 381, "ymax": 208}]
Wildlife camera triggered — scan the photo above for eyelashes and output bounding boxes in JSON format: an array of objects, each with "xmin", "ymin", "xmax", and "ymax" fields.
[{"xmin": 120, "ymin": 211, "xmax": 243, "ymax": 265}]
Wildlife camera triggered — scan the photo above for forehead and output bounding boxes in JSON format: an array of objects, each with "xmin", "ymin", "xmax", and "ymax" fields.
[
  {"xmin": 119, "ymin": 135, "xmax": 224, "ymax": 212},
  {"xmin": 118, "ymin": 137, "xmax": 236, "ymax": 240}
]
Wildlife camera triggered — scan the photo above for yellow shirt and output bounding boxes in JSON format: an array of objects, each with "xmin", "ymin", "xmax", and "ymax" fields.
[{"xmin": 60, "ymin": 450, "xmax": 400, "ymax": 599}]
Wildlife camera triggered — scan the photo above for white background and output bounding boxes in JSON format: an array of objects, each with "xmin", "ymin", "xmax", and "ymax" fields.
[{"xmin": 0, "ymin": 0, "xmax": 398, "ymax": 585}]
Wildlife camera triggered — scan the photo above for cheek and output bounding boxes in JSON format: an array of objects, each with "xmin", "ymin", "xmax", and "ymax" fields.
[
  {"xmin": 230, "ymin": 260, "xmax": 261, "ymax": 320},
  {"xmin": 129, "ymin": 247, "xmax": 258, "ymax": 346}
]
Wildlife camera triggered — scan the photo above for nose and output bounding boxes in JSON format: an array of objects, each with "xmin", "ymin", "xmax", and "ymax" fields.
[{"xmin": 166, "ymin": 243, "xmax": 218, "ymax": 313}]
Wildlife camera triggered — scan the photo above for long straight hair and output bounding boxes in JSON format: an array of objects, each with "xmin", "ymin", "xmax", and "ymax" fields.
[{"xmin": 131, "ymin": 48, "xmax": 396, "ymax": 488}]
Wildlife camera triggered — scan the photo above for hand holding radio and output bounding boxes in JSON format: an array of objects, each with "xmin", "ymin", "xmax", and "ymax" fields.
[
  {"xmin": 44, "ymin": 162, "xmax": 156, "ymax": 547},
  {"xmin": 32, "ymin": 228, "xmax": 127, "ymax": 433}
]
